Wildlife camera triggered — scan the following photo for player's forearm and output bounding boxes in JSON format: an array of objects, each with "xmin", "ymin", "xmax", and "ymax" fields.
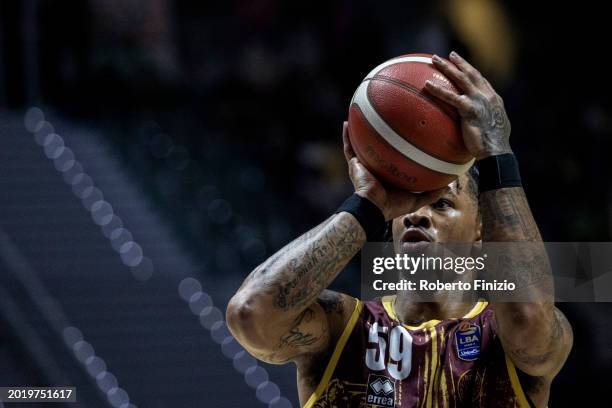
[
  {"xmin": 227, "ymin": 212, "xmax": 364, "ymax": 342},
  {"xmin": 248, "ymin": 211, "xmax": 364, "ymax": 312},
  {"xmin": 480, "ymin": 186, "xmax": 541, "ymax": 242},
  {"xmin": 480, "ymin": 186, "xmax": 552, "ymax": 301},
  {"xmin": 480, "ymin": 186, "xmax": 567, "ymax": 374},
  {"xmin": 426, "ymin": 52, "xmax": 572, "ymax": 376}
]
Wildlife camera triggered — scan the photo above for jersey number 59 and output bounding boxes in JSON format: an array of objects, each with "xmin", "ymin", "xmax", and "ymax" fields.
[{"xmin": 365, "ymin": 323, "xmax": 413, "ymax": 381}]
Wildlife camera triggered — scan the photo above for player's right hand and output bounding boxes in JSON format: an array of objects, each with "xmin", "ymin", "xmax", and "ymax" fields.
[{"xmin": 342, "ymin": 121, "xmax": 449, "ymax": 221}]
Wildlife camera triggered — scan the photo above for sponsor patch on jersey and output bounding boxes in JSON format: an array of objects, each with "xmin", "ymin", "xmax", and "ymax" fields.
[
  {"xmin": 366, "ymin": 373, "xmax": 396, "ymax": 407},
  {"xmin": 455, "ymin": 322, "xmax": 481, "ymax": 361}
]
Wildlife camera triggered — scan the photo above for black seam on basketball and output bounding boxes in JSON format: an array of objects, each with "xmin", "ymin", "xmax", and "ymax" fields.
[
  {"xmin": 362, "ymin": 80, "xmax": 468, "ymax": 166},
  {"xmin": 351, "ymin": 103, "xmax": 456, "ymax": 178},
  {"xmin": 368, "ymin": 75, "xmax": 459, "ymax": 121}
]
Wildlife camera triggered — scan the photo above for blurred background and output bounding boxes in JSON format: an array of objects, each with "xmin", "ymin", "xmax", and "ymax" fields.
[{"xmin": 0, "ymin": 0, "xmax": 611, "ymax": 407}]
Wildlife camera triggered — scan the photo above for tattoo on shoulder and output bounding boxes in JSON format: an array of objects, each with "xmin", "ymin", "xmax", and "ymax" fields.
[
  {"xmin": 279, "ymin": 308, "xmax": 322, "ymax": 348},
  {"xmin": 252, "ymin": 306, "xmax": 328, "ymax": 364},
  {"xmin": 317, "ymin": 291, "xmax": 344, "ymax": 315}
]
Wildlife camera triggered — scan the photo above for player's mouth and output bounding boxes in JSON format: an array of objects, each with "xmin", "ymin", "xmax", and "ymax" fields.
[{"xmin": 400, "ymin": 228, "xmax": 433, "ymax": 252}]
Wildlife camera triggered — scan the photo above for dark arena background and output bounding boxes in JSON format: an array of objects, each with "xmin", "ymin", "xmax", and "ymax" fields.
[{"xmin": 0, "ymin": 1, "xmax": 611, "ymax": 407}]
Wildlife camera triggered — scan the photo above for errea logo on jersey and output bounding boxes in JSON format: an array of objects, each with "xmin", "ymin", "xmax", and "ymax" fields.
[{"xmin": 366, "ymin": 374, "xmax": 396, "ymax": 407}]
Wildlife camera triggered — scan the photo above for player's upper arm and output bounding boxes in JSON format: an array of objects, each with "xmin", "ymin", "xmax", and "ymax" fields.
[
  {"xmin": 227, "ymin": 290, "xmax": 356, "ymax": 365},
  {"xmin": 497, "ymin": 305, "xmax": 573, "ymax": 378}
]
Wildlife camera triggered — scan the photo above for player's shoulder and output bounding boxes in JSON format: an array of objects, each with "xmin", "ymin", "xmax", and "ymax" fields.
[
  {"xmin": 316, "ymin": 290, "xmax": 358, "ymax": 335},
  {"xmin": 317, "ymin": 293, "xmax": 390, "ymax": 330},
  {"xmin": 295, "ymin": 291, "xmax": 358, "ymax": 370}
]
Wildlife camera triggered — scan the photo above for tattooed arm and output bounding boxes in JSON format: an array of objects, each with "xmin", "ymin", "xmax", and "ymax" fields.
[
  {"xmin": 479, "ymin": 188, "xmax": 572, "ymax": 380},
  {"xmin": 227, "ymin": 123, "xmax": 447, "ymax": 366},
  {"xmin": 227, "ymin": 212, "xmax": 364, "ymax": 365},
  {"xmin": 479, "ymin": 189, "xmax": 571, "ymax": 405},
  {"xmin": 425, "ymin": 52, "xmax": 572, "ymax": 385}
]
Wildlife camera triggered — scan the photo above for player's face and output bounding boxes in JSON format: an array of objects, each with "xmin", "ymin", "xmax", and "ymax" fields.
[{"xmin": 391, "ymin": 174, "xmax": 480, "ymax": 253}]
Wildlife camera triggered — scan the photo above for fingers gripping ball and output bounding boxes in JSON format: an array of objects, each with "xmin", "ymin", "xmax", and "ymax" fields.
[{"xmin": 348, "ymin": 53, "xmax": 475, "ymax": 191}]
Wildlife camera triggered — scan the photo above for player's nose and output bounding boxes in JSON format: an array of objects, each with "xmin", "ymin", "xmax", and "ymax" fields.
[{"xmin": 403, "ymin": 207, "xmax": 432, "ymax": 229}]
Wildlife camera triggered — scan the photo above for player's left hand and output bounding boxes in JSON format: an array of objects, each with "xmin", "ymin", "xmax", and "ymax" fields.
[{"xmin": 424, "ymin": 51, "xmax": 513, "ymax": 160}]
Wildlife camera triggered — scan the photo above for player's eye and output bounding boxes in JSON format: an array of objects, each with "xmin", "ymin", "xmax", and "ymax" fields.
[{"xmin": 432, "ymin": 198, "xmax": 454, "ymax": 210}]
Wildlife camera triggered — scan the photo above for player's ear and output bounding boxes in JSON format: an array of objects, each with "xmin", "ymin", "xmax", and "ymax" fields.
[
  {"xmin": 474, "ymin": 215, "xmax": 482, "ymax": 242},
  {"xmin": 471, "ymin": 218, "xmax": 483, "ymax": 256}
]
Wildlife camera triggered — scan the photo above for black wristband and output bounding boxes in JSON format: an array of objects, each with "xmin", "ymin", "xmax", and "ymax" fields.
[
  {"xmin": 477, "ymin": 153, "xmax": 522, "ymax": 193},
  {"xmin": 336, "ymin": 194, "xmax": 386, "ymax": 242}
]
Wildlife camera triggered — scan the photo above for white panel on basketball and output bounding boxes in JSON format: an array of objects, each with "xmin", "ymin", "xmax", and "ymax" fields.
[
  {"xmin": 364, "ymin": 56, "xmax": 433, "ymax": 81},
  {"xmin": 350, "ymin": 56, "xmax": 433, "ymax": 106},
  {"xmin": 351, "ymin": 80, "xmax": 475, "ymax": 176}
]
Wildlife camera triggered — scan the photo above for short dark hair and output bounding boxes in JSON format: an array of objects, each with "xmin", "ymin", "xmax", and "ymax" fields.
[
  {"xmin": 382, "ymin": 165, "xmax": 479, "ymax": 242},
  {"xmin": 460, "ymin": 165, "xmax": 480, "ymax": 202}
]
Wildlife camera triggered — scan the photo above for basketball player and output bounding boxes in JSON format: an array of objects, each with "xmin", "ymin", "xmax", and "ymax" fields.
[{"xmin": 227, "ymin": 52, "xmax": 572, "ymax": 407}]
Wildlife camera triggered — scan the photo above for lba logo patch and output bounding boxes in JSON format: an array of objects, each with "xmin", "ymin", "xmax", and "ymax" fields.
[
  {"xmin": 366, "ymin": 374, "xmax": 396, "ymax": 407},
  {"xmin": 455, "ymin": 322, "xmax": 481, "ymax": 361}
]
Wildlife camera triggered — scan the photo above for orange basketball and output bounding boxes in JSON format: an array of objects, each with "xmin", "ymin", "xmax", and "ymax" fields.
[{"xmin": 347, "ymin": 53, "xmax": 474, "ymax": 191}]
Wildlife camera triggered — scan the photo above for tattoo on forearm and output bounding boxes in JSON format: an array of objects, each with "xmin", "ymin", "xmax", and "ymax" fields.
[
  {"xmin": 481, "ymin": 187, "xmax": 553, "ymax": 300},
  {"xmin": 480, "ymin": 188, "xmax": 541, "ymax": 242},
  {"xmin": 265, "ymin": 213, "xmax": 364, "ymax": 311},
  {"xmin": 240, "ymin": 216, "xmax": 334, "ymax": 290},
  {"xmin": 495, "ymin": 253, "xmax": 551, "ymax": 291},
  {"xmin": 482, "ymin": 186, "xmax": 568, "ymax": 373},
  {"xmin": 234, "ymin": 213, "xmax": 363, "ymax": 364}
]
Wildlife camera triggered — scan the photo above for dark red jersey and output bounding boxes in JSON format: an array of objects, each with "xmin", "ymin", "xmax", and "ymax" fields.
[{"xmin": 304, "ymin": 296, "xmax": 533, "ymax": 408}]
